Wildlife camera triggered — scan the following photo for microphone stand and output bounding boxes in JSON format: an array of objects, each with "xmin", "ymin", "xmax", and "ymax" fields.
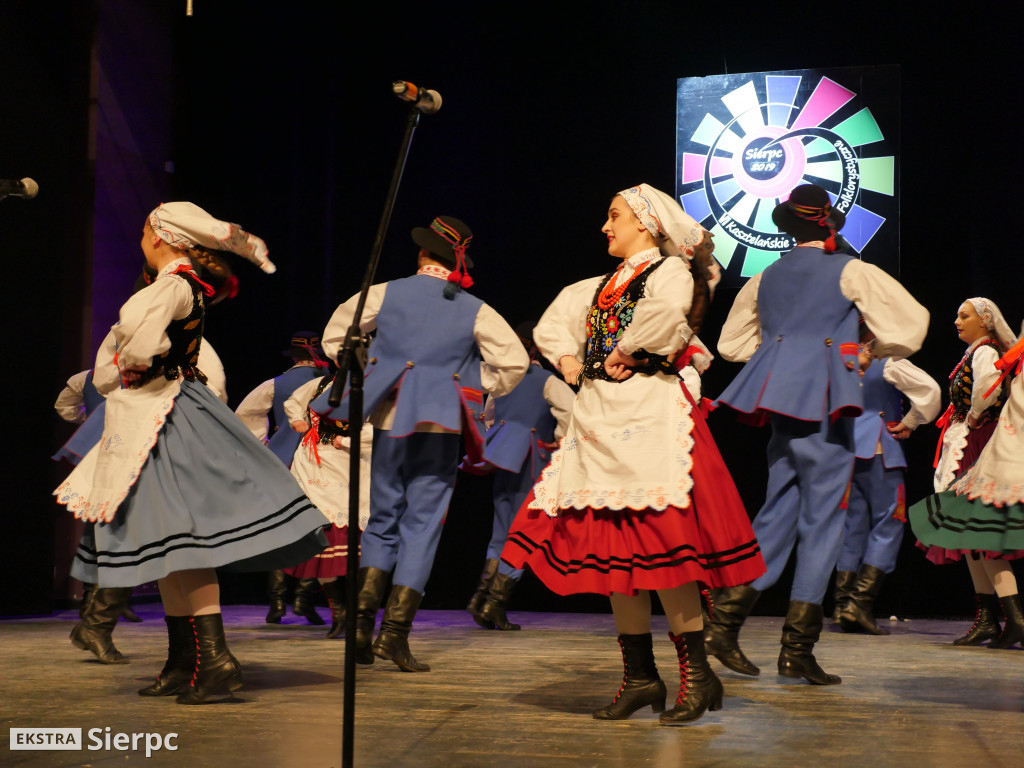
[{"xmin": 327, "ymin": 101, "xmax": 425, "ymax": 768}]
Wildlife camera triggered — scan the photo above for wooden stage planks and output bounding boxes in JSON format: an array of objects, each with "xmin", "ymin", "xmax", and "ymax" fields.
[{"xmin": 2, "ymin": 606, "xmax": 1022, "ymax": 767}]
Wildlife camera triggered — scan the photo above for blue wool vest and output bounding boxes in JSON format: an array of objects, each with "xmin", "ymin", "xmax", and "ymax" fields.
[
  {"xmin": 318, "ymin": 275, "xmax": 486, "ymax": 443},
  {"xmin": 266, "ymin": 365, "xmax": 323, "ymax": 465},
  {"xmin": 852, "ymin": 361, "xmax": 906, "ymax": 467},
  {"xmin": 484, "ymin": 365, "xmax": 557, "ymax": 474},
  {"xmin": 716, "ymin": 247, "xmax": 863, "ymax": 423},
  {"xmin": 82, "ymin": 371, "xmax": 104, "ymax": 416}
]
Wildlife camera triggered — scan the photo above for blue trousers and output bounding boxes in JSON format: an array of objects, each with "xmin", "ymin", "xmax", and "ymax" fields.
[
  {"xmin": 360, "ymin": 429, "xmax": 461, "ymax": 593},
  {"xmin": 487, "ymin": 464, "xmax": 534, "ymax": 580},
  {"xmin": 750, "ymin": 414, "xmax": 855, "ymax": 604},
  {"xmin": 837, "ymin": 456, "xmax": 905, "ymax": 574}
]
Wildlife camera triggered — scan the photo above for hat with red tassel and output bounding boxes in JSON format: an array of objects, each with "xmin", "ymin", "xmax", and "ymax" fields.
[
  {"xmin": 772, "ymin": 184, "xmax": 846, "ymax": 253},
  {"xmin": 412, "ymin": 216, "xmax": 474, "ymax": 295}
]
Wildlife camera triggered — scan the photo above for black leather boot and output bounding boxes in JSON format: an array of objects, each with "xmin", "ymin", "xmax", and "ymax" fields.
[
  {"xmin": 778, "ymin": 601, "xmax": 841, "ymax": 685},
  {"xmin": 292, "ymin": 578, "xmax": 325, "ymax": 625},
  {"xmin": 989, "ymin": 594, "xmax": 1024, "ymax": 649},
  {"xmin": 372, "ymin": 585, "xmax": 430, "ymax": 672},
  {"xmin": 139, "ymin": 616, "xmax": 194, "ymax": 696},
  {"xmin": 355, "ymin": 567, "xmax": 389, "ymax": 665},
  {"xmin": 467, "ymin": 558, "xmax": 499, "ymax": 624},
  {"xmin": 478, "ymin": 572, "xmax": 522, "ymax": 631},
  {"xmin": 703, "ymin": 585, "xmax": 760, "ymax": 676},
  {"xmin": 321, "ymin": 579, "xmax": 346, "ymax": 640},
  {"xmin": 838, "ymin": 564, "xmax": 890, "ymax": 635},
  {"xmin": 266, "ymin": 570, "xmax": 288, "ymax": 624},
  {"xmin": 659, "ymin": 630, "xmax": 723, "ymax": 725},
  {"xmin": 592, "ymin": 633, "xmax": 667, "ymax": 720},
  {"xmin": 176, "ymin": 613, "xmax": 242, "ymax": 705},
  {"xmin": 70, "ymin": 587, "xmax": 132, "ymax": 664},
  {"xmin": 832, "ymin": 570, "xmax": 856, "ymax": 622},
  {"xmin": 953, "ymin": 592, "xmax": 1002, "ymax": 645}
]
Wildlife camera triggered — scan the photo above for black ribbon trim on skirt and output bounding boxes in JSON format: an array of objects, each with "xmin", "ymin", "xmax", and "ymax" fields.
[
  {"xmin": 505, "ymin": 531, "xmax": 762, "ymax": 575},
  {"xmin": 74, "ymin": 496, "xmax": 320, "ymax": 569},
  {"xmin": 925, "ymin": 495, "xmax": 1024, "ymax": 534}
]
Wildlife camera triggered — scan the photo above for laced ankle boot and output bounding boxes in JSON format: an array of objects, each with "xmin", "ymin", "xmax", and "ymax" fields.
[
  {"xmin": 838, "ymin": 564, "xmax": 890, "ymax": 635},
  {"xmin": 322, "ymin": 580, "xmax": 347, "ymax": 639},
  {"xmin": 989, "ymin": 594, "xmax": 1024, "ymax": 649},
  {"xmin": 292, "ymin": 578, "xmax": 325, "ymax": 625},
  {"xmin": 70, "ymin": 587, "xmax": 132, "ymax": 664},
  {"xmin": 592, "ymin": 633, "xmax": 666, "ymax": 720},
  {"xmin": 266, "ymin": 570, "xmax": 288, "ymax": 624},
  {"xmin": 778, "ymin": 601, "xmax": 841, "ymax": 685},
  {"xmin": 832, "ymin": 570, "xmax": 856, "ymax": 622},
  {"xmin": 478, "ymin": 572, "xmax": 522, "ymax": 631},
  {"xmin": 467, "ymin": 558, "xmax": 499, "ymax": 626},
  {"xmin": 139, "ymin": 616, "xmax": 194, "ymax": 696},
  {"xmin": 177, "ymin": 613, "xmax": 242, "ymax": 705},
  {"xmin": 704, "ymin": 585, "xmax": 760, "ymax": 676},
  {"xmin": 953, "ymin": 593, "xmax": 1002, "ymax": 645},
  {"xmin": 355, "ymin": 567, "xmax": 389, "ymax": 664},
  {"xmin": 372, "ymin": 585, "xmax": 430, "ymax": 672},
  {"xmin": 659, "ymin": 630, "xmax": 723, "ymax": 725}
]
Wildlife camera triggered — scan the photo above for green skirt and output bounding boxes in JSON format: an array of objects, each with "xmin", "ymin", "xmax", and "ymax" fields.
[{"xmin": 908, "ymin": 491, "xmax": 1024, "ymax": 557}]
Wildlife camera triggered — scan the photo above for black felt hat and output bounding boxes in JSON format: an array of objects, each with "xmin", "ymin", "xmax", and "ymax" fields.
[
  {"xmin": 283, "ymin": 331, "xmax": 325, "ymax": 364},
  {"xmin": 771, "ymin": 184, "xmax": 846, "ymax": 244},
  {"xmin": 411, "ymin": 216, "xmax": 474, "ymax": 269}
]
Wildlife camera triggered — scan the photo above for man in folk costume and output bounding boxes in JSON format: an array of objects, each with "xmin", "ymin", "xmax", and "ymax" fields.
[
  {"xmin": 833, "ymin": 338, "xmax": 941, "ymax": 634},
  {"xmin": 711, "ymin": 184, "xmax": 929, "ymax": 684},
  {"xmin": 312, "ymin": 216, "xmax": 529, "ymax": 671},
  {"xmin": 235, "ymin": 332, "xmax": 333, "ymax": 625},
  {"xmin": 463, "ymin": 321, "xmax": 575, "ymax": 631}
]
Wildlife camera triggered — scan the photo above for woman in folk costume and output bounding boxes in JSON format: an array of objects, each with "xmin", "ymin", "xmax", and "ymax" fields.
[
  {"xmin": 55, "ymin": 202, "xmax": 329, "ymax": 704},
  {"xmin": 909, "ymin": 298, "xmax": 1024, "ymax": 648},
  {"xmin": 282, "ymin": 373, "xmax": 373, "ymax": 639},
  {"xmin": 502, "ymin": 184, "xmax": 765, "ymax": 726}
]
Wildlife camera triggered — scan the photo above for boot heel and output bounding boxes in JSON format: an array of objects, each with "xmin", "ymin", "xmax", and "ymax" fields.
[
  {"xmin": 651, "ymin": 696, "xmax": 667, "ymax": 714},
  {"xmin": 708, "ymin": 694, "xmax": 723, "ymax": 712}
]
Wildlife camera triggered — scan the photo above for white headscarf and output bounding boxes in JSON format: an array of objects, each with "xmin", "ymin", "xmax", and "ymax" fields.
[
  {"xmin": 148, "ymin": 202, "xmax": 276, "ymax": 274},
  {"xmin": 618, "ymin": 183, "xmax": 721, "ymax": 294},
  {"xmin": 967, "ymin": 297, "xmax": 1016, "ymax": 351}
]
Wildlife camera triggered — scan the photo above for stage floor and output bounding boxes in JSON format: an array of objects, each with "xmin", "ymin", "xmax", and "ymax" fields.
[{"xmin": 2, "ymin": 605, "xmax": 1022, "ymax": 767}]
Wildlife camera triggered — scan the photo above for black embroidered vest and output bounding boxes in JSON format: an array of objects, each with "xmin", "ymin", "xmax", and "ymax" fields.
[
  {"xmin": 142, "ymin": 270, "xmax": 208, "ymax": 385},
  {"xmin": 309, "ymin": 375, "xmax": 351, "ymax": 444},
  {"xmin": 581, "ymin": 257, "xmax": 679, "ymax": 383},
  {"xmin": 950, "ymin": 338, "xmax": 1008, "ymax": 421}
]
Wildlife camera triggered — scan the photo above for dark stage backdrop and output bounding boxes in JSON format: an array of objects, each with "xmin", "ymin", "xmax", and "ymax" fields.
[{"xmin": 7, "ymin": 1, "xmax": 1023, "ymax": 617}]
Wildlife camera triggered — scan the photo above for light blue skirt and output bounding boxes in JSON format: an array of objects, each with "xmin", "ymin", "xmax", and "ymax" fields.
[{"xmin": 71, "ymin": 380, "xmax": 329, "ymax": 587}]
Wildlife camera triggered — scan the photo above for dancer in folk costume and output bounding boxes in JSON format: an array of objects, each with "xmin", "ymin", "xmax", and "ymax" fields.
[
  {"xmin": 55, "ymin": 202, "xmax": 329, "ymax": 703},
  {"xmin": 463, "ymin": 321, "xmax": 575, "ymax": 631},
  {"xmin": 711, "ymin": 184, "xmax": 929, "ymax": 685},
  {"xmin": 54, "ymin": 267, "xmax": 232, "ymax": 664},
  {"xmin": 833, "ymin": 338, "xmax": 941, "ymax": 634},
  {"xmin": 502, "ymin": 184, "xmax": 765, "ymax": 725},
  {"xmin": 311, "ymin": 215, "xmax": 529, "ymax": 671},
  {"xmin": 235, "ymin": 331, "xmax": 332, "ymax": 626},
  {"xmin": 908, "ymin": 299, "xmax": 1024, "ymax": 648},
  {"xmin": 283, "ymin": 373, "xmax": 373, "ymax": 639}
]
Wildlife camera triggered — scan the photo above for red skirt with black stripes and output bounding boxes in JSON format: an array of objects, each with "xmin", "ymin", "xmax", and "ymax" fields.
[{"xmin": 501, "ymin": 397, "xmax": 766, "ymax": 597}]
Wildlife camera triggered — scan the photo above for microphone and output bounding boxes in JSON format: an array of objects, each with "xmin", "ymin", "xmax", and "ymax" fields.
[
  {"xmin": 392, "ymin": 81, "xmax": 442, "ymax": 115},
  {"xmin": 0, "ymin": 178, "xmax": 39, "ymax": 199}
]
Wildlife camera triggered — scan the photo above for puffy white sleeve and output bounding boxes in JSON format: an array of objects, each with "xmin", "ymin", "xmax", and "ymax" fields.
[
  {"xmin": 198, "ymin": 339, "xmax": 228, "ymax": 403},
  {"xmin": 234, "ymin": 378, "xmax": 276, "ymax": 440},
  {"xmin": 284, "ymin": 376, "xmax": 324, "ymax": 424},
  {"xmin": 474, "ymin": 304, "xmax": 530, "ymax": 397},
  {"xmin": 616, "ymin": 257, "xmax": 694, "ymax": 357},
  {"xmin": 840, "ymin": 260, "xmax": 929, "ymax": 358},
  {"xmin": 534, "ymin": 276, "xmax": 603, "ymax": 369},
  {"xmin": 717, "ymin": 273, "xmax": 763, "ymax": 363},
  {"xmin": 54, "ymin": 370, "xmax": 90, "ymax": 423},
  {"xmin": 321, "ymin": 284, "xmax": 387, "ymax": 364},
  {"xmin": 543, "ymin": 375, "xmax": 577, "ymax": 440},
  {"xmin": 112, "ymin": 275, "xmax": 194, "ymax": 370},
  {"xmin": 969, "ymin": 345, "xmax": 1003, "ymax": 420},
  {"xmin": 882, "ymin": 358, "xmax": 942, "ymax": 429}
]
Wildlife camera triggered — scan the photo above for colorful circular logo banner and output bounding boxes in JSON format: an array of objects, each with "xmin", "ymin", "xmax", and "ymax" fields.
[{"xmin": 676, "ymin": 67, "xmax": 899, "ymax": 283}]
